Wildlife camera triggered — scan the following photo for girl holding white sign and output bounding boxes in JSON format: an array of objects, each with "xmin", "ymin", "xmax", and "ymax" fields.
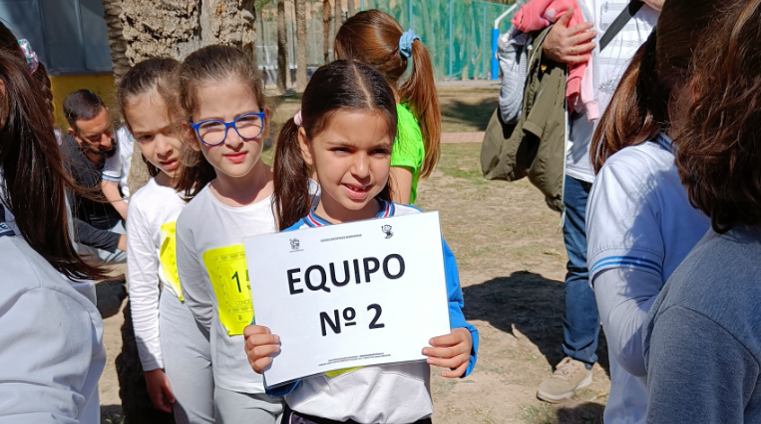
[
  {"xmin": 174, "ymin": 46, "xmax": 285, "ymax": 423},
  {"xmin": 120, "ymin": 58, "xmax": 214, "ymax": 423},
  {"xmin": 245, "ymin": 60, "xmax": 479, "ymax": 424}
]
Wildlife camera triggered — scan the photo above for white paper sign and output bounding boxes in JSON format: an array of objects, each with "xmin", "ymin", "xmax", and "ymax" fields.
[{"xmin": 243, "ymin": 211, "xmax": 451, "ymax": 387}]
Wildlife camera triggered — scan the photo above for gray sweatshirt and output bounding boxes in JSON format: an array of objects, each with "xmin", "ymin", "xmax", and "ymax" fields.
[{"xmin": 643, "ymin": 226, "xmax": 761, "ymax": 423}]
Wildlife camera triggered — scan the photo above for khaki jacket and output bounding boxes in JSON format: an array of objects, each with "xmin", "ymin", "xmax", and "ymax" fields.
[{"xmin": 480, "ymin": 25, "xmax": 566, "ymax": 211}]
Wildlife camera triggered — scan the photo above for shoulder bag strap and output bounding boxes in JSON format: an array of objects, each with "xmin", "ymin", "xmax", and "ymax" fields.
[{"xmin": 599, "ymin": 0, "xmax": 645, "ymax": 51}]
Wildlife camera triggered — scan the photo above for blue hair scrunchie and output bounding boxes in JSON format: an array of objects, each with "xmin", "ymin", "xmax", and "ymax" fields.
[{"xmin": 398, "ymin": 29, "xmax": 420, "ymax": 58}]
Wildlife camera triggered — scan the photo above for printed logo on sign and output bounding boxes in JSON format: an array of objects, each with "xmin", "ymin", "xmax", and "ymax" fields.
[
  {"xmin": 381, "ymin": 225, "xmax": 393, "ymax": 239},
  {"xmin": 290, "ymin": 238, "xmax": 302, "ymax": 252}
]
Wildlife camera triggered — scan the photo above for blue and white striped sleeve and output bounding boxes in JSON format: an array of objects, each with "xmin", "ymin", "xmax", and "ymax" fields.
[
  {"xmin": 101, "ymin": 148, "xmax": 123, "ymax": 182},
  {"xmin": 586, "ymin": 159, "xmax": 664, "ymax": 286}
]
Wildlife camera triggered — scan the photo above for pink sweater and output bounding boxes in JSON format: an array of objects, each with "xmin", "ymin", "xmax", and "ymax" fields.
[{"xmin": 511, "ymin": 0, "xmax": 599, "ymax": 120}]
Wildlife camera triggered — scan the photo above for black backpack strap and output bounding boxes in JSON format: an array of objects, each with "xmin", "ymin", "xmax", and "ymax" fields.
[{"xmin": 599, "ymin": 1, "xmax": 645, "ymax": 51}]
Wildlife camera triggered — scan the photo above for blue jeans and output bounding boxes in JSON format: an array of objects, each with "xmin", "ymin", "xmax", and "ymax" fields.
[{"xmin": 561, "ymin": 175, "xmax": 600, "ymax": 367}]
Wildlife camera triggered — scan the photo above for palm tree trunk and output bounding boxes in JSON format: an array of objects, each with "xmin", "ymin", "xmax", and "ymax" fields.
[
  {"xmin": 102, "ymin": 0, "xmax": 130, "ymax": 87},
  {"xmin": 276, "ymin": 0, "xmax": 288, "ymax": 93},
  {"xmin": 323, "ymin": 0, "xmax": 331, "ymax": 63},
  {"xmin": 334, "ymin": 0, "xmax": 342, "ymax": 40},
  {"xmin": 347, "ymin": 0, "xmax": 355, "ymax": 17},
  {"xmin": 295, "ymin": 0, "xmax": 307, "ymax": 91}
]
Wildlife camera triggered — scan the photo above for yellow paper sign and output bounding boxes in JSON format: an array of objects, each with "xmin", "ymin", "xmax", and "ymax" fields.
[
  {"xmin": 324, "ymin": 367, "xmax": 363, "ymax": 377},
  {"xmin": 159, "ymin": 221, "xmax": 183, "ymax": 302},
  {"xmin": 202, "ymin": 244, "xmax": 254, "ymax": 336}
]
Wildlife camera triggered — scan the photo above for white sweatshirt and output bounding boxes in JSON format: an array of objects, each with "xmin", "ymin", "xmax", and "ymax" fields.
[
  {"xmin": 127, "ymin": 177, "xmax": 186, "ymax": 371},
  {"xmin": 175, "ymin": 184, "xmax": 276, "ymax": 393},
  {"xmin": 0, "ymin": 236, "xmax": 106, "ymax": 424},
  {"xmin": 586, "ymin": 135, "xmax": 710, "ymax": 423}
]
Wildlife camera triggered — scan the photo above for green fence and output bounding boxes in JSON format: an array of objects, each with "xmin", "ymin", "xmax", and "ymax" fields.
[
  {"xmin": 256, "ymin": 1, "xmax": 518, "ymax": 83},
  {"xmin": 361, "ymin": 0, "xmax": 517, "ymax": 80}
]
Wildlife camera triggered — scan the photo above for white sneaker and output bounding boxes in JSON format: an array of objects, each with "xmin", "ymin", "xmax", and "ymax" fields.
[{"xmin": 536, "ymin": 357, "xmax": 593, "ymax": 403}]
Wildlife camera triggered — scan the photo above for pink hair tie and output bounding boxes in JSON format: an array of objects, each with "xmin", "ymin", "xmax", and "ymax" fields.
[{"xmin": 294, "ymin": 111, "xmax": 303, "ymax": 126}]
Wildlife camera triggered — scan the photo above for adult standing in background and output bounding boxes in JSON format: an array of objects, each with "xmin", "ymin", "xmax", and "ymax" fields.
[{"xmin": 536, "ymin": 0, "xmax": 661, "ymax": 403}]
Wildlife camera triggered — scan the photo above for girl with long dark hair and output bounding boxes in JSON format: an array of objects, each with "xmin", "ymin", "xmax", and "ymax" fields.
[
  {"xmin": 245, "ymin": 60, "xmax": 478, "ymax": 424},
  {"xmin": 0, "ymin": 49, "xmax": 106, "ymax": 423}
]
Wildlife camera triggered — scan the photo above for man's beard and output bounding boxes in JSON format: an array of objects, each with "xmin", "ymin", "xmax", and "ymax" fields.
[
  {"xmin": 97, "ymin": 136, "xmax": 118, "ymax": 158},
  {"xmin": 99, "ymin": 145, "xmax": 117, "ymax": 158}
]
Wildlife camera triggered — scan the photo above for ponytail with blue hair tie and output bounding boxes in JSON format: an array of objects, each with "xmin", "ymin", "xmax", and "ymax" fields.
[{"xmin": 398, "ymin": 29, "xmax": 420, "ymax": 58}]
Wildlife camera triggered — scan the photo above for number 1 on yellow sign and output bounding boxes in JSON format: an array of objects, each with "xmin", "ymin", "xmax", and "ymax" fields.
[{"xmin": 203, "ymin": 244, "xmax": 255, "ymax": 336}]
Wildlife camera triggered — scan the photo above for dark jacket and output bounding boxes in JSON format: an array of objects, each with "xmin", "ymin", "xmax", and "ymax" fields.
[
  {"xmin": 61, "ymin": 135, "xmax": 123, "ymax": 252},
  {"xmin": 480, "ymin": 26, "xmax": 566, "ymax": 211}
]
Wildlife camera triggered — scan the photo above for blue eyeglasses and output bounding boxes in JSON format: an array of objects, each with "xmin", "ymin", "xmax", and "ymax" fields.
[{"xmin": 190, "ymin": 112, "xmax": 266, "ymax": 146}]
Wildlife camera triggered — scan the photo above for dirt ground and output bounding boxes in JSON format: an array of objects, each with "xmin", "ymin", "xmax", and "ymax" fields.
[{"xmin": 97, "ymin": 88, "xmax": 612, "ymax": 423}]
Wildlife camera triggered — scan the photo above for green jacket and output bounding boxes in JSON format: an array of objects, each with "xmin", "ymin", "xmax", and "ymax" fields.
[{"xmin": 480, "ymin": 26, "xmax": 566, "ymax": 211}]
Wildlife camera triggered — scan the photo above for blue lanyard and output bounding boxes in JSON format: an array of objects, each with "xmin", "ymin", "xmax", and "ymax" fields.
[{"xmin": 655, "ymin": 133, "xmax": 673, "ymax": 152}]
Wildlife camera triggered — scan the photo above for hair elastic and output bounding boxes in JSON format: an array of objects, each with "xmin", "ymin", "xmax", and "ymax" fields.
[
  {"xmin": 18, "ymin": 39, "xmax": 39, "ymax": 75},
  {"xmin": 398, "ymin": 29, "xmax": 420, "ymax": 59},
  {"xmin": 294, "ymin": 110, "xmax": 303, "ymax": 126}
]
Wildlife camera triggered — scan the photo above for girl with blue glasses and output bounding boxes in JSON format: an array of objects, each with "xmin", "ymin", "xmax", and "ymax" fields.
[
  {"xmin": 174, "ymin": 45, "xmax": 286, "ymax": 424},
  {"xmin": 190, "ymin": 111, "xmax": 266, "ymax": 147}
]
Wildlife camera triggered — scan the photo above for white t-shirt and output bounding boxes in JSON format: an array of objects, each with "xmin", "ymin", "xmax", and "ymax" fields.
[
  {"xmin": 175, "ymin": 184, "xmax": 276, "ymax": 393},
  {"xmin": 586, "ymin": 134, "xmax": 710, "ymax": 423},
  {"xmin": 102, "ymin": 126, "xmax": 135, "ymax": 198},
  {"xmin": 0, "ymin": 236, "xmax": 106, "ymax": 424},
  {"xmin": 118, "ymin": 127, "xmax": 134, "ymax": 198},
  {"xmin": 126, "ymin": 177, "xmax": 186, "ymax": 371},
  {"xmin": 101, "ymin": 145, "xmax": 123, "ymax": 184},
  {"xmin": 566, "ymin": 1, "xmax": 659, "ymax": 183}
]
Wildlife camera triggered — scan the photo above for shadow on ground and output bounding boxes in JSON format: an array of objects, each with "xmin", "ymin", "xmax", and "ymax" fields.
[
  {"xmin": 440, "ymin": 98, "xmax": 499, "ymax": 131},
  {"xmin": 557, "ymin": 402, "xmax": 605, "ymax": 423},
  {"xmin": 96, "ymin": 278, "xmax": 127, "ymax": 319},
  {"xmin": 101, "ymin": 404, "xmax": 124, "ymax": 424},
  {"xmin": 463, "ymin": 272, "xmax": 609, "ymax": 376}
]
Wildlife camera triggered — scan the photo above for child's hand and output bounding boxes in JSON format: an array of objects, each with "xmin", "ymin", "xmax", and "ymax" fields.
[
  {"xmin": 422, "ymin": 327, "xmax": 473, "ymax": 378},
  {"xmin": 144, "ymin": 369, "xmax": 175, "ymax": 413},
  {"xmin": 243, "ymin": 325, "xmax": 281, "ymax": 374}
]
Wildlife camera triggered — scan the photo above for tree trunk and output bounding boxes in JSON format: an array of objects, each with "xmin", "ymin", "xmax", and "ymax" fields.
[
  {"xmin": 347, "ymin": 0, "xmax": 355, "ymax": 17},
  {"xmin": 276, "ymin": 0, "xmax": 288, "ymax": 93},
  {"xmin": 201, "ymin": 0, "xmax": 257, "ymax": 57},
  {"xmin": 334, "ymin": 0, "xmax": 342, "ymax": 40},
  {"xmin": 322, "ymin": 0, "xmax": 331, "ymax": 63},
  {"xmin": 295, "ymin": 0, "xmax": 307, "ymax": 91},
  {"xmin": 101, "ymin": 0, "xmax": 130, "ymax": 87}
]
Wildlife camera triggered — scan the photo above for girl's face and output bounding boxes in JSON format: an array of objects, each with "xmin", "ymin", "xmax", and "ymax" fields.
[
  {"xmin": 190, "ymin": 78, "xmax": 267, "ymax": 180},
  {"xmin": 125, "ymin": 92, "xmax": 183, "ymax": 178},
  {"xmin": 300, "ymin": 110, "xmax": 393, "ymax": 223}
]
